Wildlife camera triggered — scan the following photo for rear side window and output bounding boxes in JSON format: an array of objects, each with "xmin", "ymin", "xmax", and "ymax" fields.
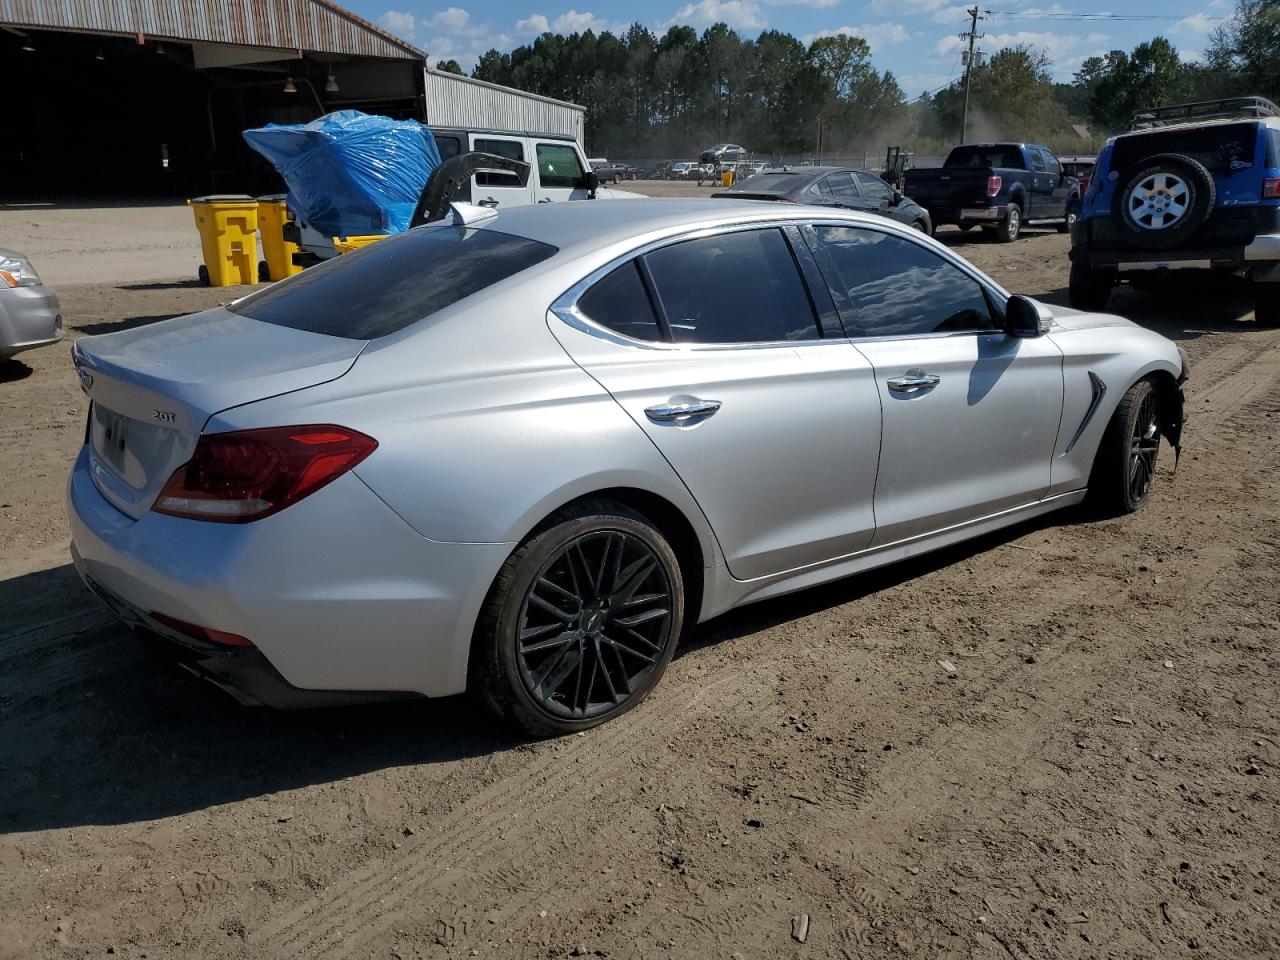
[
  {"xmin": 1112, "ymin": 122, "xmax": 1259, "ymax": 175},
  {"xmin": 822, "ymin": 173, "xmax": 861, "ymax": 202},
  {"xmin": 434, "ymin": 135, "xmax": 462, "ymax": 161},
  {"xmin": 537, "ymin": 143, "xmax": 586, "ymax": 189},
  {"xmin": 577, "ymin": 262, "xmax": 661, "ymax": 342},
  {"xmin": 644, "ymin": 229, "xmax": 820, "ymax": 344},
  {"xmin": 475, "ymin": 138, "xmax": 523, "ymax": 187},
  {"xmin": 229, "ymin": 226, "xmax": 557, "ymax": 339},
  {"xmin": 810, "ymin": 226, "xmax": 996, "ymax": 337}
]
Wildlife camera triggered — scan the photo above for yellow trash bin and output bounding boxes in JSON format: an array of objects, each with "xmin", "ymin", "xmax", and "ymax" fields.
[
  {"xmin": 721, "ymin": 170, "xmax": 735, "ymax": 188},
  {"xmin": 256, "ymin": 195, "xmax": 303, "ymax": 282},
  {"xmin": 189, "ymin": 195, "xmax": 260, "ymax": 286},
  {"xmin": 332, "ymin": 235, "xmax": 388, "ymax": 254}
]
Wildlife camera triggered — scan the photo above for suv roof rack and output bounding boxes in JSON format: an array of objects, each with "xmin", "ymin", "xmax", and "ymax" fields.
[{"xmin": 1130, "ymin": 96, "xmax": 1280, "ymax": 129}]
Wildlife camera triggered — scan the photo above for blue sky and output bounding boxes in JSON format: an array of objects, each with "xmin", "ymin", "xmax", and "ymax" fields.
[{"xmin": 349, "ymin": 0, "xmax": 1234, "ymax": 98}]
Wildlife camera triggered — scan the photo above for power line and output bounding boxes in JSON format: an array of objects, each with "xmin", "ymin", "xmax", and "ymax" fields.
[{"xmin": 988, "ymin": 11, "xmax": 1191, "ymax": 20}]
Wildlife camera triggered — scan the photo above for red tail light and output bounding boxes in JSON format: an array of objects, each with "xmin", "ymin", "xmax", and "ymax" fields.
[
  {"xmin": 150, "ymin": 611, "xmax": 254, "ymax": 648},
  {"xmin": 986, "ymin": 175, "xmax": 1002, "ymax": 198},
  {"xmin": 153, "ymin": 425, "xmax": 377, "ymax": 522},
  {"xmin": 1264, "ymin": 177, "xmax": 1280, "ymax": 199}
]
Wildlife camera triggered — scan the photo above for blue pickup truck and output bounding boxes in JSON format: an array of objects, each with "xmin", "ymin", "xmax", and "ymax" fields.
[
  {"xmin": 903, "ymin": 142, "xmax": 1081, "ymax": 242},
  {"xmin": 1068, "ymin": 97, "xmax": 1280, "ymax": 323}
]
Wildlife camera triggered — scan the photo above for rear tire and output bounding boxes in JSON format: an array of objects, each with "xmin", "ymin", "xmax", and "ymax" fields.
[
  {"xmin": 1088, "ymin": 378, "xmax": 1161, "ymax": 515},
  {"xmin": 470, "ymin": 500, "xmax": 684, "ymax": 737},
  {"xmin": 1253, "ymin": 280, "xmax": 1280, "ymax": 326},
  {"xmin": 995, "ymin": 204, "xmax": 1021, "ymax": 243},
  {"xmin": 1069, "ymin": 261, "xmax": 1113, "ymax": 311}
]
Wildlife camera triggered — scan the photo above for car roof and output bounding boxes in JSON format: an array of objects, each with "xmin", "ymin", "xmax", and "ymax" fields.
[{"xmin": 468, "ymin": 197, "xmax": 886, "ymax": 257}]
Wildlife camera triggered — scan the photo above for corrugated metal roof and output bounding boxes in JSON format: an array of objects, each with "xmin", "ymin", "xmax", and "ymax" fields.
[
  {"xmin": 0, "ymin": 0, "xmax": 424, "ymax": 60},
  {"xmin": 423, "ymin": 68, "xmax": 585, "ymax": 142}
]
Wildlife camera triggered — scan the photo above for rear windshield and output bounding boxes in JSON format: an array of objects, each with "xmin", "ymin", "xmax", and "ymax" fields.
[
  {"xmin": 1112, "ymin": 122, "xmax": 1259, "ymax": 175},
  {"xmin": 945, "ymin": 146, "xmax": 1024, "ymax": 169},
  {"xmin": 730, "ymin": 173, "xmax": 812, "ymax": 194},
  {"xmin": 229, "ymin": 226, "xmax": 557, "ymax": 339}
]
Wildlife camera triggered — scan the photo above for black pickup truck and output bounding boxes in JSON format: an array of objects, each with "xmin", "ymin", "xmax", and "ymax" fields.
[{"xmin": 903, "ymin": 143, "xmax": 1082, "ymax": 242}]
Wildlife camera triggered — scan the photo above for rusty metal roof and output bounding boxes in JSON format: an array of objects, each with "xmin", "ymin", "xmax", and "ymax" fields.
[{"xmin": 0, "ymin": 0, "xmax": 424, "ymax": 60}]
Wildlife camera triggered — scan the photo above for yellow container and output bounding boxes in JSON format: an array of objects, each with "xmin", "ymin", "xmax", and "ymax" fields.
[
  {"xmin": 256, "ymin": 195, "xmax": 303, "ymax": 282},
  {"xmin": 721, "ymin": 170, "xmax": 735, "ymax": 188},
  {"xmin": 189, "ymin": 196, "xmax": 259, "ymax": 287},
  {"xmin": 332, "ymin": 234, "xmax": 388, "ymax": 254}
]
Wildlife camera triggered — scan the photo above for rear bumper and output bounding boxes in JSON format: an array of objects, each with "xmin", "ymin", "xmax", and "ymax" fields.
[
  {"xmin": 1069, "ymin": 232, "xmax": 1280, "ymax": 273},
  {"xmin": 67, "ymin": 446, "xmax": 514, "ymax": 703},
  {"xmin": 925, "ymin": 205, "xmax": 1007, "ymax": 224},
  {"xmin": 0, "ymin": 284, "xmax": 62, "ymax": 359}
]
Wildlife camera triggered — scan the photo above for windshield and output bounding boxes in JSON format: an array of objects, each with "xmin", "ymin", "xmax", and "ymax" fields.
[
  {"xmin": 945, "ymin": 146, "xmax": 1024, "ymax": 169},
  {"xmin": 229, "ymin": 226, "xmax": 557, "ymax": 340}
]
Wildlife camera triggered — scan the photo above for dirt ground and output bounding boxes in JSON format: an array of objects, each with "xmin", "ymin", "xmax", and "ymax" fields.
[{"xmin": 1, "ymin": 198, "xmax": 1278, "ymax": 960}]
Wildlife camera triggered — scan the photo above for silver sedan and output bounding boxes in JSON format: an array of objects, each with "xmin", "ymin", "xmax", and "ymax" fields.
[
  {"xmin": 0, "ymin": 247, "xmax": 61, "ymax": 360},
  {"xmin": 68, "ymin": 199, "xmax": 1186, "ymax": 734}
]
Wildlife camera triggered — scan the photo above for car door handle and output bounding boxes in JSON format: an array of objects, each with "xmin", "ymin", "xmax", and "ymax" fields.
[
  {"xmin": 644, "ymin": 400, "xmax": 722, "ymax": 422},
  {"xmin": 478, "ymin": 197, "xmax": 499, "ymax": 208},
  {"xmin": 886, "ymin": 370, "xmax": 941, "ymax": 394},
  {"xmin": 538, "ymin": 197, "xmax": 554, "ymax": 203}
]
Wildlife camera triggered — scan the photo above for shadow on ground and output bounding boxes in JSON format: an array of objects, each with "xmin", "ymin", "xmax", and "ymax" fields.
[
  {"xmin": 69, "ymin": 314, "xmax": 180, "ymax": 336},
  {"xmin": 0, "ymin": 507, "xmax": 1093, "ymax": 835},
  {"xmin": 0, "ymin": 359, "xmax": 34, "ymax": 383}
]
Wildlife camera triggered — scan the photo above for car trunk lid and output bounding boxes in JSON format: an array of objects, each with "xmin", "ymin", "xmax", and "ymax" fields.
[
  {"xmin": 74, "ymin": 308, "xmax": 366, "ymax": 519},
  {"xmin": 903, "ymin": 167, "xmax": 996, "ymax": 206}
]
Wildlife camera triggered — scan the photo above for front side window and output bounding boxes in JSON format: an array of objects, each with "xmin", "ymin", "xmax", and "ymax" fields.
[
  {"xmin": 854, "ymin": 171, "xmax": 893, "ymax": 201},
  {"xmin": 475, "ymin": 138, "xmax": 524, "ymax": 187},
  {"xmin": 1040, "ymin": 148, "xmax": 1062, "ymax": 177},
  {"xmin": 537, "ymin": 143, "xmax": 586, "ymax": 189},
  {"xmin": 576, "ymin": 262, "xmax": 661, "ymax": 342},
  {"xmin": 644, "ymin": 229, "xmax": 820, "ymax": 344},
  {"xmin": 230, "ymin": 226, "xmax": 557, "ymax": 339},
  {"xmin": 809, "ymin": 226, "xmax": 996, "ymax": 338}
]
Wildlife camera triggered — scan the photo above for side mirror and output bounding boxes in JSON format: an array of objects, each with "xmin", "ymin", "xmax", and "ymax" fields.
[
  {"xmin": 893, "ymin": 189, "xmax": 904, "ymax": 205},
  {"xmin": 584, "ymin": 170, "xmax": 600, "ymax": 197},
  {"xmin": 1004, "ymin": 295, "xmax": 1053, "ymax": 337}
]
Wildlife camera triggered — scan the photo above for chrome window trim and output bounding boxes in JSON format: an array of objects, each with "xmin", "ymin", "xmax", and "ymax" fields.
[{"xmin": 550, "ymin": 213, "xmax": 1012, "ymax": 352}]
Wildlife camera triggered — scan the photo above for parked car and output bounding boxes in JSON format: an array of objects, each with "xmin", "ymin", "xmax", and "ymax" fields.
[
  {"xmin": 903, "ymin": 142, "xmax": 1082, "ymax": 242},
  {"xmin": 1069, "ymin": 96, "xmax": 1280, "ymax": 322},
  {"xmin": 288, "ymin": 129, "xmax": 639, "ymax": 260},
  {"xmin": 0, "ymin": 248, "xmax": 61, "ymax": 360},
  {"xmin": 1059, "ymin": 155, "xmax": 1097, "ymax": 196},
  {"xmin": 669, "ymin": 161, "xmax": 698, "ymax": 180},
  {"xmin": 712, "ymin": 166, "xmax": 933, "ymax": 233},
  {"xmin": 69, "ymin": 199, "xmax": 1186, "ymax": 735},
  {"xmin": 699, "ymin": 143, "xmax": 748, "ymax": 165},
  {"xmin": 589, "ymin": 159, "xmax": 636, "ymax": 183}
]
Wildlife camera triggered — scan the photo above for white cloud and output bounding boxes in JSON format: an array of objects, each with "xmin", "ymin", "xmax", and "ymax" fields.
[
  {"xmin": 932, "ymin": 5, "xmax": 973, "ymax": 24},
  {"xmin": 870, "ymin": 0, "xmax": 946, "ymax": 13},
  {"xmin": 663, "ymin": 0, "xmax": 767, "ymax": 29},
  {"xmin": 764, "ymin": 0, "xmax": 839, "ymax": 7},
  {"xmin": 807, "ymin": 23, "xmax": 910, "ymax": 51},
  {"xmin": 1175, "ymin": 12, "xmax": 1225, "ymax": 33},
  {"xmin": 552, "ymin": 9, "xmax": 612, "ymax": 31},
  {"xmin": 516, "ymin": 13, "xmax": 551, "ymax": 33},
  {"xmin": 377, "ymin": 9, "xmax": 417, "ymax": 39},
  {"xmin": 935, "ymin": 29, "xmax": 1107, "ymax": 62},
  {"xmin": 425, "ymin": 6, "xmax": 471, "ymax": 31}
]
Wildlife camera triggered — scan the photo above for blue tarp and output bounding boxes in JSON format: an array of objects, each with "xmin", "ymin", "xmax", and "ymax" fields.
[{"xmin": 243, "ymin": 110, "xmax": 441, "ymax": 238}]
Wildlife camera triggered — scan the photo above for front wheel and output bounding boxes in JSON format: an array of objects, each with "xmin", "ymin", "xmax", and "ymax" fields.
[
  {"xmin": 471, "ymin": 500, "xmax": 684, "ymax": 736},
  {"xmin": 995, "ymin": 204, "xmax": 1021, "ymax": 243},
  {"xmin": 1058, "ymin": 199, "xmax": 1080, "ymax": 233},
  {"xmin": 1069, "ymin": 261, "xmax": 1113, "ymax": 311},
  {"xmin": 1088, "ymin": 378, "xmax": 1161, "ymax": 514}
]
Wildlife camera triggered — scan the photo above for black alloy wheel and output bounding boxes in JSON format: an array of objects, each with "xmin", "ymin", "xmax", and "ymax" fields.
[
  {"xmin": 1127, "ymin": 388, "xmax": 1161, "ymax": 505},
  {"xmin": 516, "ymin": 529, "xmax": 673, "ymax": 720}
]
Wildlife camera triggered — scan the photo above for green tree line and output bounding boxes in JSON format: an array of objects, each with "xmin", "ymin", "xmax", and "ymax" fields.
[{"xmin": 468, "ymin": 0, "xmax": 1280, "ymax": 159}]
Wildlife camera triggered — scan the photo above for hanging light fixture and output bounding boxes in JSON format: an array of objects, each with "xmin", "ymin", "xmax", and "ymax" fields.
[
  {"xmin": 324, "ymin": 71, "xmax": 339, "ymax": 94},
  {"xmin": 21, "ymin": 40, "xmax": 36, "ymax": 52},
  {"xmin": 155, "ymin": 43, "xmax": 166, "ymax": 55},
  {"xmin": 283, "ymin": 76, "xmax": 298, "ymax": 94},
  {"xmin": 95, "ymin": 49, "xmax": 105, "ymax": 61}
]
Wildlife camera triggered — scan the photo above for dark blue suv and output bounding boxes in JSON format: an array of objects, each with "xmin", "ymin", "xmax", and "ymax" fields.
[{"xmin": 1069, "ymin": 97, "xmax": 1280, "ymax": 324}]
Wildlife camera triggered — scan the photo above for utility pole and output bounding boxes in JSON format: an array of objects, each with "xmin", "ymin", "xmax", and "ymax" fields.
[{"xmin": 960, "ymin": 6, "xmax": 987, "ymax": 142}]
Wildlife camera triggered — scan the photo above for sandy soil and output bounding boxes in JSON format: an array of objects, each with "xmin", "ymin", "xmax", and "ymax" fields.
[{"xmin": 1, "ymin": 213, "xmax": 1277, "ymax": 960}]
